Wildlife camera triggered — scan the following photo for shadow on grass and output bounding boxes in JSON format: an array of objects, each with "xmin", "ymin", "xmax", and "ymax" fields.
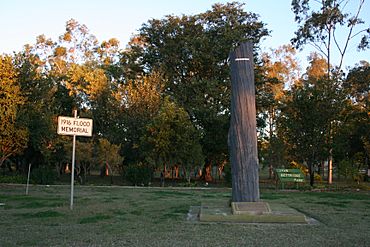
[
  {"xmin": 79, "ymin": 214, "xmax": 112, "ymax": 224},
  {"xmin": 307, "ymin": 192, "xmax": 369, "ymax": 200},
  {"xmin": 260, "ymin": 193, "xmax": 289, "ymax": 200},
  {"xmin": 14, "ymin": 210, "xmax": 64, "ymax": 219},
  {"xmin": 147, "ymin": 190, "xmax": 193, "ymax": 198}
]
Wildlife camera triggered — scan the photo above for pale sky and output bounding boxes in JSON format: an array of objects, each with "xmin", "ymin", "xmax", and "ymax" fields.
[{"xmin": 1, "ymin": 0, "xmax": 369, "ymax": 70}]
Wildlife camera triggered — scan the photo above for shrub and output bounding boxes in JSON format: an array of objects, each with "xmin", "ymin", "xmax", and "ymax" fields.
[
  {"xmin": 338, "ymin": 159, "xmax": 359, "ymax": 180},
  {"xmin": 124, "ymin": 163, "xmax": 152, "ymax": 186},
  {"xmin": 0, "ymin": 175, "xmax": 27, "ymax": 184},
  {"xmin": 314, "ymin": 173, "xmax": 322, "ymax": 182},
  {"xmin": 290, "ymin": 161, "xmax": 309, "ymax": 176},
  {"xmin": 223, "ymin": 163, "xmax": 232, "ymax": 187},
  {"xmin": 31, "ymin": 167, "xmax": 57, "ymax": 185}
]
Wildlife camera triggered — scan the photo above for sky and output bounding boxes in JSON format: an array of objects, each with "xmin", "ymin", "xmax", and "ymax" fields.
[{"xmin": 1, "ymin": 0, "xmax": 369, "ymax": 71}]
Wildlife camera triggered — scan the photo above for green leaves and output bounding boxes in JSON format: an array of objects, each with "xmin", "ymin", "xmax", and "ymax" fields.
[
  {"xmin": 122, "ymin": 2, "xmax": 269, "ymax": 164},
  {"xmin": 97, "ymin": 138, "xmax": 123, "ymax": 173},
  {"xmin": 142, "ymin": 97, "xmax": 203, "ymax": 169},
  {"xmin": 0, "ymin": 55, "xmax": 29, "ymax": 167},
  {"xmin": 291, "ymin": 0, "xmax": 369, "ymax": 72}
]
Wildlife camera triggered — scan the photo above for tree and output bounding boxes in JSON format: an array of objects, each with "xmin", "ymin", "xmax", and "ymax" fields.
[
  {"xmin": 344, "ymin": 61, "xmax": 369, "ymax": 110},
  {"xmin": 97, "ymin": 138, "xmax": 123, "ymax": 176},
  {"xmin": 76, "ymin": 140, "xmax": 94, "ymax": 182},
  {"xmin": 334, "ymin": 61, "xmax": 370, "ymax": 180},
  {"xmin": 114, "ymin": 72, "xmax": 164, "ymax": 165},
  {"xmin": 29, "ymin": 18, "xmax": 120, "ymax": 112},
  {"xmin": 122, "ymin": 2, "xmax": 269, "ymax": 168},
  {"xmin": 0, "ymin": 56, "xmax": 28, "ymax": 168},
  {"xmin": 13, "ymin": 50, "xmax": 58, "ymax": 171},
  {"xmin": 291, "ymin": 0, "xmax": 369, "ymax": 183},
  {"xmin": 291, "ymin": 0, "xmax": 370, "ymax": 75},
  {"xmin": 258, "ymin": 45, "xmax": 301, "ymax": 176},
  {"xmin": 143, "ymin": 97, "xmax": 204, "ymax": 183},
  {"xmin": 42, "ymin": 135, "xmax": 70, "ymax": 177},
  {"xmin": 279, "ymin": 73, "xmax": 344, "ymax": 186},
  {"xmin": 56, "ymin": 18, "xmax": 99, "ymax": 64},
  {"xmin": 28, "ymin": 18, "xmax": 123, "ymax": 144}
]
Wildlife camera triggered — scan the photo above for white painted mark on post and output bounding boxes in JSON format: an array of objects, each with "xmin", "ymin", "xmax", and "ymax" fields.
[{"xmin": 235, "ymin": 58, "xmax": 250, "ymax": 61}]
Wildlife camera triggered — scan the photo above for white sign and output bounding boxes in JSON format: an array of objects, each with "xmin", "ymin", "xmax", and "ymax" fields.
[{"xmin": 57, "ymin": 116, "xmax": 93, "ymax": 137}]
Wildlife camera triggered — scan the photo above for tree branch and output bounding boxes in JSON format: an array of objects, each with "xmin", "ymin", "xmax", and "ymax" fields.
[
  {"xmin": 337, "ymin": 0, "xmax": 364, "ymax": 70},
  {"xmin": 350, "ymin": 28, "xmax": 369, "ymax": 40},
  {"xmin": 308, "ymin": 41, "xmax": 328, "ymax": 60}
]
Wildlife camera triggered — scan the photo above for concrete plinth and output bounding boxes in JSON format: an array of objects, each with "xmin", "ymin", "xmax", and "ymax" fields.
[
  {"xmin": 231, "ymin": 202, "xmax": 271, "ymax": 215},
  {"xmin": 198, "ymin": 201, "xmax": 309, "ymax": 224}
]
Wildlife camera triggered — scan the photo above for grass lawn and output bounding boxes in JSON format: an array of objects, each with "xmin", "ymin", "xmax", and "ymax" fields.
[{"xmin": 0, "ymin": 184, "xmax": 369, "ymax": 247}]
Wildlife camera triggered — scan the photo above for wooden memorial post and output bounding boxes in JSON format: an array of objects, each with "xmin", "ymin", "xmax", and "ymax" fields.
[{"xmin": 229, "ymin": 42, "xmax": 260, "ymax": 202}]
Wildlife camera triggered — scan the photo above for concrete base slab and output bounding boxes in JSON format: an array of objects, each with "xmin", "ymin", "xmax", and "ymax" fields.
[
  {"xmin": 232, "ymin": 201, "xmax": 271, "ymax": 215},
  {"xmin": 198, "ymin": 201, "xmax": 309, "ymax": 224}
]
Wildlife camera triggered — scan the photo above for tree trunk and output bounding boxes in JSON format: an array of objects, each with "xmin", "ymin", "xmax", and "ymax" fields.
[
  {"xmin": 308, "ymin": 162, "xmax": 314, "ymax": 187},
  {"xmin": 328, "ymin": 153, "xmax": 333, "ymax": 184},
  {"xmin": 229, "ymin": 42, "xmax": 260, "ymax": 202}
]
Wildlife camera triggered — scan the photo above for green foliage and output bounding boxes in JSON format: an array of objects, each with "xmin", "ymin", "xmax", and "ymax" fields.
[
  {"xmin": 289, "ymin": 161, "xmax": 309, "ymax": 176},
  {"xmin": 260, "ymin": 136, "xmax": 288, "ymax": 170},
  {"xmin": 333, "ymin": 63, "xmax": 369, "ymax": 180},
  {"xmin": 279, "ymin": 75, "xmax": 345, "ymax": 185},
  {"xmin": 291, "ymin": 0, "xmax": 369, "ymax": 71},
  {"xmin": 97, "ymin": 138, "xmax": 123, "ymax": 174},
  {"xmin": 142, "ymin": 97, "xmax": 204, "ymax": 176},
  {"xmin": 124, "ymin": 163, "xmax": 152, "ymax": 186},
  {"xmin": 31, "ymin": 167, "xmax": 57, "ymax": 185},
  {"xmin": 1, "ymin": 3, "xmax": 368, "ymax": 187},
  {"xmin": 118, "ymin": 73, "xmax": 164, "ymax": 165},
  {"xmin": 314, "ymin": 173, "xmax": 322, "ymax": 182},
  {"xmin": 0, "ymin": 55, "xmax": 29, "ymax": 168},
  {"xmin": 338, "ymin": 159, "xmax": 356, "ymax": 179},
  {"xmin": 123, "ymin": 2, "xmax": 269, "ymax": 164},
  {"xmin": 223, "ymin": 162, "xmax": 232, "ymax": 187},
  {"xmin": 344, "ymin": 62, "xmax": 370, "ymax": 109},
  {"xmin": 338, "ymin": 156, "xmax": 365, "ymax": 182},
  {"xmin": 0, "ymin": 175, "xmax": 27, "ymax": 184}
]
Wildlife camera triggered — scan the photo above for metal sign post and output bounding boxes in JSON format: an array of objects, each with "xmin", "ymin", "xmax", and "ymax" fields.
[
  {"xmin": 70, "ymin": 110, "xmax": 77, "ymax": 210},
  {"xmin": 25, "ymin": 163, "xmax": 31, "ymax": 195},
  {"xmin": 57, "ymin": 110, "xmax": 93, "ymax": 210}
]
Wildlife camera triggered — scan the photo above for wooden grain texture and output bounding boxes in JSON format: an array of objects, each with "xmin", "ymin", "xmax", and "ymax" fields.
[{"xmin": 229, "ymin": 42, "xmax": 260, "ymax": 202}]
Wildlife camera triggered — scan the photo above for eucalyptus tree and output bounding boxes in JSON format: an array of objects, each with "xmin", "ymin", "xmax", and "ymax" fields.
[
  {"xmin": 291, "ymin": 0, "xmax": 369, "ymax": 182},
  {"xmin": 7, "ymin": 19, "xmax": 123, "ymax": 174},
  {"xmin": 280, "ymin": 81, "xmax": 327, "ymax": 186},
  {"xmin": 291, "ymin": 0, "xmax": 369, "ymax": 75},
  {"xmin": 258, "ymin": 45, "xmax": 301, "ymax": 174},
  {"xmin": 344, "ymin": 61, "xmax": 370, "ymax": 110},
  {"xmin": 335, "ymin": 61, "xmax": 370, "ymax": 179},
  {"xmin": 279, "ymin": 59, "xmax": 346, "ymax": 186}
]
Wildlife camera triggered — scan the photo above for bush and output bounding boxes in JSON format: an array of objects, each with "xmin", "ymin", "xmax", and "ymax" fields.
[
  {"xmin": 31, "ymin": 167, "xmax": 57, "ymax": 185},
  {"xmin": 290, "ymin": 161, "xmax": 309, "ymax": 176},
  {"xmin": 338, "ymin": 159, "xmax": 362, "ymax": 181},
  {"xmin": 179, "ymin": 181, "xmax": 198, "ymax": 187},
  {"xmin": 0, "ymin": 175, "xmax": 27, "ymax": 184},
  {"xmin": 125, "ymin": 163, "xmax": 152, "ymax": 186},
  {"xmin": 223, "ymin": 163, "xmax": 232, "ymax": 187},
  {"xmin": 314, "ymin": 173, "xmax": 322, "ymax": 182}
]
